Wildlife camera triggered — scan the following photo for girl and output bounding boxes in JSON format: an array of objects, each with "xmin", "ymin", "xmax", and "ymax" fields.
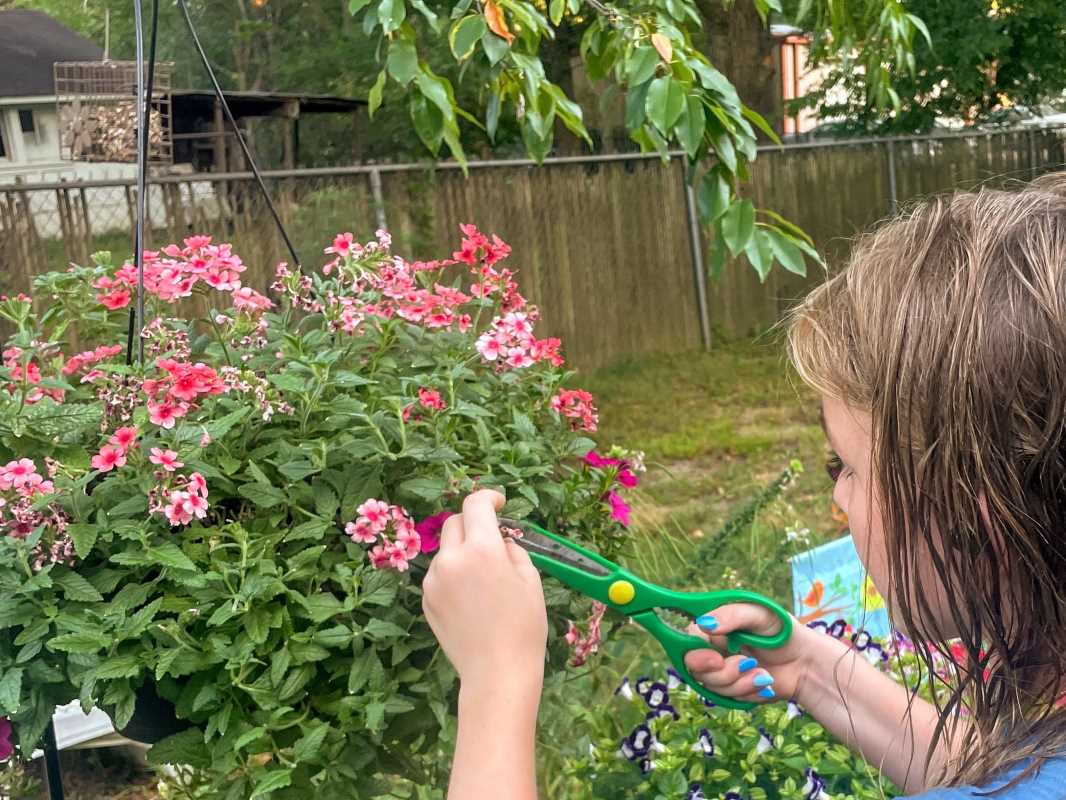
[{"xmin": 421, "ymin": 174, "xmax": 1066, "ymax": 799}]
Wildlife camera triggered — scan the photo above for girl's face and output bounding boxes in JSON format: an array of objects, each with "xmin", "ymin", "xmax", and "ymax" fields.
[{"xmin": 821, "ymin": 395, "xmax": 956, "ymax": 639}]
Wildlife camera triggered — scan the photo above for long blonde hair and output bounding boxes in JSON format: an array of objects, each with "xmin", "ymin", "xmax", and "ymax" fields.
[{"xmin": 787, "ymin": 174, "xmax": 1066, "ymax": 788}]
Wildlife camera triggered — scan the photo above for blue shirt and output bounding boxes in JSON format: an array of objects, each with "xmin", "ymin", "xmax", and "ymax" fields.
[{"xmin": 904, "ymin": 757, "xmax": 1066, "ymax": 799}]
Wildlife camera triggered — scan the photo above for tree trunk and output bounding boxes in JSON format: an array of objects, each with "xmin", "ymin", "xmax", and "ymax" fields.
[{"xmin": 698, "ymin": 1, "xmax": 783, "ymax": 138}]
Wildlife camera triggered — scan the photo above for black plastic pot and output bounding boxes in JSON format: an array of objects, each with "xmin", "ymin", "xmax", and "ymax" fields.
[{"xmin": 118, "ymin": 679, "xmax": 194, "ymax": 744}]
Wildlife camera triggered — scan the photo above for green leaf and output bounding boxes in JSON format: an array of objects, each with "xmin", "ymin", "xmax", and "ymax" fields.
[
  {"xmin": 708, "ymin": 229, "xmax": 729, "ymax": 281},
  {"xmin": 293, "ymin": 724, "xmax": 331, "ymax": 763},
  {"xmin": 349, "ymin": 0, "xmax": 371, "ymax": 12},
  {"xmin": 720, "ymin": 199, "xmax": 755, "ymax": 256},
  {"xmin": 95, "ymin": 653, "xmax": 141, "ymax": 679},
  {"xmin": 49, "ymin": 631, "xmax": 110, "ymax": 654},
  {"xmin": 249, "ymin": 768, "xmax": 294, "ymax": 799},
  {"xmin": 270, "ymin": 649, "xmax": 291, "ymax": 689},
  {"xmin": 239, "ymin": 483, "xmax": 287, "ymax": 509},
  {"xmin": 676, "ymin": 95, "xmax": 706, "ymax": 159},
  {"xmin": 707, "ymin": 119, "xmax": 738, "ymax": 172},
  {"xmin": 53, "ymin": 571, "xmax": 103, "ymax": 602},
  {"xmin": 549, "ymin": 0, "xmax": 564, "ymax": 25},
  {"xmin": 377, "ymin": 0, "xmax": 405, "ymax": 34},
  {"xmin": 397, "ymin": 475, "xmax": 446, "ymax": 503},
  {"xmin": 277, "ymin": 461, "xmax": 318, "ymax": 482},
  {"xmin": 626, "ymin": 46, "xmax": 659, "ymax": 87},
  {"xmin": 284, "ymin": 520, "xmax": 329, "ymax": 543},
  {"xmin": 645, "ymin": 76, "xmax": 684, "ymax": 135},
  {"xmin": 368, "ymin": 70, "xmax": 386, "ymax": 118},
  {"xmin": 300, "ymin": 592, "xmax": 345, "ymax": 623},
  {"xmin": 410, "ymin": 94, "xmax": 445, "ymax": 155},
  {"xmin": 410, "ymin": 0, "xmax": 441, "ymax": 30},
  {"xmin": 68, "ymin": 524, "xmax": 99, "ymax": 560},
  {"xmin": 449, "ymin": 16, "xmax": 486, "ymax": 61},
  {"xmin": 741, "ymin": 105, "xmax": 781, "ymax": 145},
  {"xmin": 362, "ymin": 618, "xmax": 406, "ymax": 640},
  {"xmin": 766, "ymin": 227, "xmax": 807, "ymax": 276},
  {"xmin": 481, "ymin": 30, "xmax": 510, "ymax": 65},
  {"xmin": 147, "ymin": 729, "xmax": 210, "ymax": 768},
  {"xmin": 387, "ymin": 39, "xmax": 420, "ymax": 86},
  {"xmin": 234, "ymin": 726, "xmax": 268, "ymax": 751},
  {"xmin": 697, "ymin": 168, "xmax": 730, "ymax": 223},
  {"xmin": 364, "ymin": 700, "xmax": 386, "ymax": 732},
  {"xmin": 148, "ymin": 543, "xmax": 198, "ymax": 573},
  {"xmin": 745, "ymin": 227, "xmax": 774, "ymax": 281},
  {"xmin": 0, "ymin": 668, "xmax": 23, "ymax": 715}
]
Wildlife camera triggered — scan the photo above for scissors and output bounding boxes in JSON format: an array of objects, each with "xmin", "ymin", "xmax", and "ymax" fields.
[{"xmin": 499, "ymin": 517, "xmax": 793, "ymax": 710}]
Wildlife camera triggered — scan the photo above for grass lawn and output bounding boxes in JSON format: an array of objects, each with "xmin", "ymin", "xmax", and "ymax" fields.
[{"xmin": 32, "ymin": 338, "xmax": 848, "ymax": 799}]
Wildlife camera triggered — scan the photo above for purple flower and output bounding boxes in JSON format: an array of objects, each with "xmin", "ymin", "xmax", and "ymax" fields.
[
  {"xmin": 756, "ymin": 726, "xmax": 774, "ymax": 754},
  {"xmin": 700, "ymin": 696, "xmax": 717, "ymax": 709},
  {"xmin": 641, "ymin": 681, "xmax": 670, "ymax": 709},
  {"xmin": 827, "ymin": 619, "xmax": 848, "ymax": 638},
  {"xmin": 787, "ymin": 700, "xmax": 804, "ymax": 720},
  {"xmin": 691, "ymin": 728, "xmax": 714, "ymax": 757},
  {"xmin": 626, "ymin": 723, "xmax": 653, "ymax": 758},
  {"xmin": 639, "ymin": 758, "xmax": 655, "ymax": 774},
  {"xmin": 686, "ymin": 784, "xmax": 706, "ymax": 800},
  {"xmin": 725, "ymin": 793, "xmax": 746, "ymax": 800},
  {"xmin": 666, "ymin": 667, "xmax": 683, "ymax": 690},
  {"xmin": 0, "ymin": 718, "xmax": 11, "ymax": 762},
  {"xmin": 646, "ymin": 704, "xmax": 679, "ymax": 721},
  {"xmin": 614, "ymin": 677, "xmax": 634, "ymax": 700},
  {"xmin": 804, "ymin": 768, "xmax": 829, "ymax": 800},
  {"xmin": 635, "ymin": 677, "xmax": 653, "ymax": 696}
]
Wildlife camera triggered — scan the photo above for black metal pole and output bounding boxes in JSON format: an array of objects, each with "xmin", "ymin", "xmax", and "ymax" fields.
[{"xmin": 42, "ymin": 719, "xmax": 65, "ymax": 800}]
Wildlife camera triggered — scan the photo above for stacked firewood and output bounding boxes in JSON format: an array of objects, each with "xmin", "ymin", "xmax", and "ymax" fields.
[{"xmin": 60, "ymin": 100, "xmax": 166, "ymax": 163}]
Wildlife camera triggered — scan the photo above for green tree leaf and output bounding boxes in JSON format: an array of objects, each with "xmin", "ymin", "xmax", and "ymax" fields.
[
  {"xmin": 765, "ymin": 227, "xmax": 808, "ymax": 276},
  {"xmin": 368, "ymin": 70, "xmax": 386, "ymax": 118},
  {"xmin": 626, "ymin": 46, "xmax": 659, "ymax": 86},
  {"xmin": 449, "ymin": 15, "xmax": 486, "ymax": 61},
  {"xmin": 0, "ymin": 668, "xmax": 23, "ymax": 715},
  {"xmin": 147, "ymin": 729, "xmax": 211, "ymax": 768},
  {"xmin": 676, "ymin": 95, "xmax": 706, "ymax": 159},
  {"xmin": 377, "ymin": 0, "xmax": 406, "ymax": 34},
  {"xmin": 645, "ymin": 76, "xmax": 685, "ymax": 135},
  {"xmin": 67, "ymin": 523, "xmax": 99, "ymax": 560},
  {"xmin": 387, "ymin": 39, "xmax": 420, "ymax": 86},
  {"xmin": 720, "ymin": 199, "xmax": 755, "ymax": 256}
]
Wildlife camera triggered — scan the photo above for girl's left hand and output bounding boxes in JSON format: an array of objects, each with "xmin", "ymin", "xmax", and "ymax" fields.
[{"xmin": 422, "ymin": 489, "xmax": 548, "ymax": 690}]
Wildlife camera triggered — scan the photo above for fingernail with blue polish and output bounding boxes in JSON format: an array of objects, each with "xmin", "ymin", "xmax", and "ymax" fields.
[
  {"xmin": 738, "ymin": 657, "xmax": 758, "ymax": 674},
  {"xmin": 759, "ymin": 687, "xmax": 776, "ymax": 699},
  {"xmin": 753, "ymin": 673, "xmax": 775, "ymax": 688},
  {"xmin": 696, "ymin": 614, "xmax": 718, "ymax": 630}
]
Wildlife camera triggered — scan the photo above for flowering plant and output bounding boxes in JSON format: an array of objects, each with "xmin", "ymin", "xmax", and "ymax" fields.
[
  {"xmin": 0, "ymin": 226, "xmax": 639, "ymax": 797},
  {"xmin": 560, "ymin": 623, "xmax": 901, "ymax": 800}
]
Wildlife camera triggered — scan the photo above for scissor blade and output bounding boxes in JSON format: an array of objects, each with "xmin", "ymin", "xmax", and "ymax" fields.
[{"xmin": 499, "ymin": 518, "xmax": 611, "ymax": 577}]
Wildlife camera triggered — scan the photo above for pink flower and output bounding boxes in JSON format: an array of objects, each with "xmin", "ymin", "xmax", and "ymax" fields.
[
  {"xmin": 327, "ymin": 232, "xmax": 354, "ymax": 255},
  {"xmin": 357, "ymin": 499, "xmax": 391, "ymax": 532},
  {"xmin": 607, "ymin": 491, "xmax": 631, "ymax": 527},
  {"xmin": 149, "ymin": 447, "xmax": 183, "ymax": 472},
  {"xmin": 617, "ymin": 468, "xmax": 638, "ymax": 488},
  {"xmin": 418, "ymin": 387, "xmax": 446, "ymax": 411},
  {"xmin": 415, "ymin": 511, "xmax": 452, "ymax": 554},
  {"xmin": 109, "ymin": 426, "xmax": 139, "ymax": 452},
  {"xmin": 187, "ymin": 472, "xmax": 208, "ymax": 496},
  {"xmin": 91, "ymin": 445, "xmax": 126, "ymax": 472},
  {"xmin": 0, "ymin": 458, "xmax": 38, "ymax": 490},
  {"xmin": 200, "ymin": 431, "xmax": 213, "ymax": 447},
  {"xmin": 551, "ymin": 388, "xmax": 599, "ymax": 432},
  {"xmin": 368, "ymin": 544, "xmax": 392, "ymax": 569},
  {"xmin": 231, "ymin": 286, "xmax": 273, "ymax": 312},
  {"xmin": 566, "ymin": 602, "xmax": 607, "ymax": 667},
  {"xmin": 164, "ymin": 491, "xmax": 193, "ymax": 526},
  {"xmin": 346, "ymin": 520, "xmax": 378, "ymax": 544},
  {"xmin": 476, "ymin": 334, "xmax": 504, "ymax": 361},
  {"xmin": 395, "ymin": 527, "xmax": 422, "ymax": 559},
  {"xmin": 97, "ymin": 289, "xmax": 131, "ymax": 310},
  {"xmin": 148, "ymin": 399, "xmax": 188, "ymax": 429},
  {"xmin": 387, "ymin": 543, "xmax": 411, "ymax": 572}
]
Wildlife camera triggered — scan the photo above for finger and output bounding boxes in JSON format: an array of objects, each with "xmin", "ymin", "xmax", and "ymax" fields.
[
  {"xmin": 694, "ymin": 602, "xmax": 784, "ymax": 639},
  {"xmin": 460, "ymin": 489, "xmax": 506, "ymax": 549},
  {"xmin": 439, "ymin": 514, "xmax": 465, "ymax": 550},
  {"xmin": 684, "ymin": 651, "xmax": 769, "ymax": 691},
  {"xmin": 504, "ymin": 537, "xmax": 540, "ymax": 578}
]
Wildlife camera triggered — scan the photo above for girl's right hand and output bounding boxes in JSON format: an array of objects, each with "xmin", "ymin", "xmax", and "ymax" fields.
[{"xmin": 683, "ymin": 603, "xmax": 817, "ymax": 704}]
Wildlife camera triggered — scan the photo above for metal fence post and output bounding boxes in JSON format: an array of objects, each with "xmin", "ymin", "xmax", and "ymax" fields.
[
  {"xmin": 368, "ymin": 167, "xmax": 387, "ymax": 231},
  {"xmin": 1029, "ymin": 129, "xmax": 1039, "ymax": 180},
  {"xmin": 683, "ymin": 173, "xmax": 712, "ymax": 351},
  {"xmin": 886, "ymin": 139, "xmax": 898, "ymax": 215}
]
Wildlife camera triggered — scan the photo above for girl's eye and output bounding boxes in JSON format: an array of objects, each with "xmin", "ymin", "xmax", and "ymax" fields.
[{"xmin": 826, "ymin": 454, "xmax": 844, "ymax": 482}]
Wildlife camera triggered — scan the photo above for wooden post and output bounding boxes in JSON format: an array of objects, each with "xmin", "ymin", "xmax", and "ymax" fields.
[
  {"xmin": 78, "ymin": 187, "xmax": 92, "ymax": 263},
  {"xmin": 683, "ymin": 170, "xmax": 712, "ymax": 351},
  {"xmin": 213, "ymin": 97, "xmax": 228, "ymax": 173}
]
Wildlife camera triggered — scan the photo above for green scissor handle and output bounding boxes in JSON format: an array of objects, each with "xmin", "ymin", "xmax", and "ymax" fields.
[{"xmin": 510, "ymin": 519, "xmax": 793, "ymax": 711}]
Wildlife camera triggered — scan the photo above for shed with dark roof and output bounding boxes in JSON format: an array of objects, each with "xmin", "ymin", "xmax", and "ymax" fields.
[{"xmin": 0, "ymin": 9, "xmax": 104, "ymax": 98}]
